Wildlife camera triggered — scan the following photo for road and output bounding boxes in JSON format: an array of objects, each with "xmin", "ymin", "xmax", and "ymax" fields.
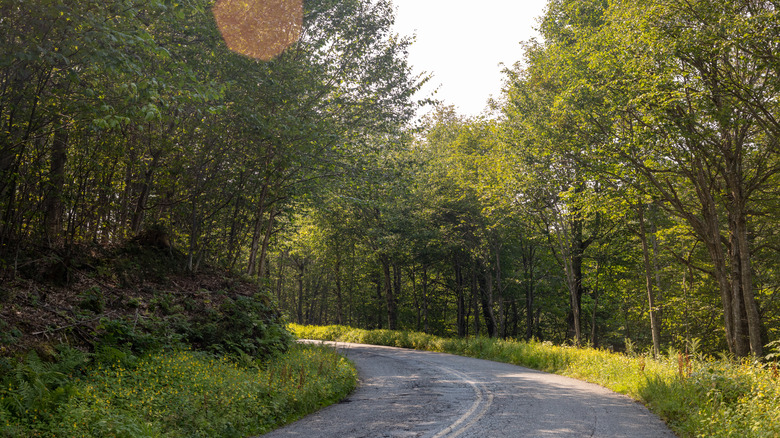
[{"xmin": 261, "ymin": 341, "xmax": 676, "ymax": 437}]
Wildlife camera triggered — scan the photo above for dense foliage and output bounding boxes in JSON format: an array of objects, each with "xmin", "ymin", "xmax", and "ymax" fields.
[
  {"xmin": 269, "ymin": 0, "xmax": 780, "ymax": 359},
  {"xmin": 2, "ymin": 0, "xmax": 780, "ymax": 434},
  {"xmin": 0, "ymin": 0, "xmax": 414, "ymax": 433},
  {"xmin": 0, "ymin": 0, "xmax": 424, "ymax": 273},
  {"xmin": 4, "ymin": 0, "xmax": 780, "ymax": 430}
]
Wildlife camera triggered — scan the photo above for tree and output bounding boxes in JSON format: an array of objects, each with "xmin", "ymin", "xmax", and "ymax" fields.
[{"xmin": 591, "ymin": 0, "xmax": 778, "ymax": 356}]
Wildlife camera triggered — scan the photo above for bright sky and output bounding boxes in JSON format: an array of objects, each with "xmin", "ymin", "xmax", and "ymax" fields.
[{"xmin": 391, "ymin": 0, "xmax": 549, "ymax": 118}]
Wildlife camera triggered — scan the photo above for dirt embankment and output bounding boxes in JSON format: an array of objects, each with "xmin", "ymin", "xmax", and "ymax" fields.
[{"xmin": 0, "ymin": 236, "xmax": 288, "ymax": 360}]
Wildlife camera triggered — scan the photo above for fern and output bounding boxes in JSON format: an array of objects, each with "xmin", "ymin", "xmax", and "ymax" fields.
[
  {"xmin": 0, "ymin": 347, "xmax": 87, "ymax": 418},
  {"xmin": 765, "ymin": 339, "xmax": 780, "ymax": 361}
]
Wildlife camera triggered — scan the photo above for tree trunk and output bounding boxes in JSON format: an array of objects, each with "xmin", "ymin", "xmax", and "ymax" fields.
[
  {"xmin": 638, "ymin": 203, "xmax": 662, "ymax": 358},
  {"xmin": 131, "ymin": 149, "xmax": 160, "ymax": 234},
  {"xmin": 381, "ymin": 255, "xmax": 397, "ymax": 330},
  {"xmin": 375, "ymin": 271, "xmax": 383, "ymax": 329},
  {"xmin": 44, "ymin": 123, "xmax": 68, "ymax": 245},
  {"xmin": 411, "ymin": 267, "xmax": 420, "ymax": 331},
  {"xmin": 227, "ymin": 195, "xmax": 245, "ymax": 270},
  {"xmin": 524, "ymin": 244, "xmax": 536, "ymax": 341},
  {"xmin": 725, "ymin": 153, "xmax": 763, "ymax": 356},
  {"xmin": 187, "ymin": 200, "xmax": 200, "ymax": 272},
  {"xmin": 118, "ymin": 140, "xmax": 136, "ymax": 240},
  {"xmin": 494, "ymin": 244, "xmax": 505, "ymax": 338},
  {"xmin": 296, "ymin": 259, "xmax": 305, "ymax": 324},
  {"xmin": 257, "ymin": 203, "xmax": 277, "ymax": 278},
  {"xmin": 471, "ymin": 263, "xmax": 480, "ymax": 336},
  {"xmin": 246, "ymin": 183, "xmax": 269, "ymax": 276},
  {"xmin": 481, "ymin": 259, "xmax": 497, "ymax": 338},
  {"xmin": 275, "ymin": 251, "xmax": 286, "ymax": 304},
  {"xmin": 422, "ymin": 264, "xmax": 429, "ymax": 333},
  {"xmin": 567, "ymin": 217, "xmax": 585, "ymax": 346},
  {"xmin": 335, "ymin": 251, "xmax": 343, "ymax": 325},
  {"xmin": 393, "ymin": 262, "xmax": 402, "ymax": 328},
  {"xmin": 455, "ymin": 257, "xmax": 466, "ymax": 337},
  {"xmin": 700, "ymin": 196, "xmax": 741, "ymax": 355},
  {"xmin": 590, "ymin": 263, "xmax": 599, "ymax": 347}
]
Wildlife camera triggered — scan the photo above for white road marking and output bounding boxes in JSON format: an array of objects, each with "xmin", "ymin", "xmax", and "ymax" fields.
[{"xmin": 430, "ymin": 363, "xmax": 493, "ymax": 438}]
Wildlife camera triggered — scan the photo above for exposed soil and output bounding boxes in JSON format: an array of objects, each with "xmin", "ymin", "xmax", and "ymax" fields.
[{"xmin": 0, "ymin": 236, "xmax": 275, "ymax": 359}]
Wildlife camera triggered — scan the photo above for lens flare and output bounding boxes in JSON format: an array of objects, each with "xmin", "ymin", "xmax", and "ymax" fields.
[{"xmin": 213, "ymin": 0, "xmax": 302, "ymax": 61}]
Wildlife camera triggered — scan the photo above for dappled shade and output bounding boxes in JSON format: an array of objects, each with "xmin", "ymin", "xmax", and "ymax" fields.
[{"xmin": 213, "ymin": 0, "xmax": 302, "ymax": 60}]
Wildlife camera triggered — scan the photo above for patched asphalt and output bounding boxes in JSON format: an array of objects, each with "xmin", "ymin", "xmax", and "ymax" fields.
[{"xmin": 260, "ymin": 341, "xmax": 677, "ymax": 437}]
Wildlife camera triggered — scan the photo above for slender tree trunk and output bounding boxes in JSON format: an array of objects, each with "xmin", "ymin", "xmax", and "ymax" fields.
[
  {"xmin": 275, "ymin": 251, "xmax": 286, "ymax": 304},
  {"xmin": 475, "ymin": 251, "xmax": 498, "ymax": 338},
  {"xmin": 0, "ymin": 146, "xmax": 18, "ymax": 244},
  {"xmin": 638, "ymin": 203, "xmax": 662, "ymax": 357},
  {"xmin": 422, "ymin": 264, "xmax": 429, "ymax": 333},
  {"xmin": 118, "ymin": 140, "xmax": 136, "ymax": 240},
  {"xmin": 227, "ymin": 194, "xmax": 244, "ymax": 270},
  {"xmin": 296, "ymin": 259, "xmax": 305, "ymax": 324},
  {"xmin": 701, "ymin": 201, "xmax": 740, "ymax": 355},
  {"xmin": 381, "ymin": 255, "xmax": 397, "ymax": 330},
  {"xmin": 494, "ymin": 244, "xmax": 504, "ymax": 338},
  {"xmin": 131, "ymin": 150, "xmax": 160, "ymax": 234},
  {"xmin": 257, "ymin": 203, "xmax": 277, "ymax": 278},
  {"xmin": 335, "ymin": 251, "xmax": 343, "ymax": 325},
  {"xmin": 471, "ymin": 263, "xmax": 480, "ymax": 336},
  {"xmin": 44, "ymin": 123, "xmax": 68, "ymax": 245},
  {"xmin": 510, "ymin": 300, "xmax": 519, "ymax": 338},
  {"xmin": 348, "ymin": 243, "xmax": 356, "ymax": 325},
  {"xmin": 650, "ymin": 211, "xmax": 664, "ymax": 324},
  {"xmin": 455, "ymin": 257, "xmax": 466, "ymax": 337},
  {"xmin": 393, "ymin": 262, "xmax": 402, "ymax": 328},
  {"xmin": 411, "ymin": 267, "xmax": 420, "ymax": 331},
  {"xmin": 590, "ymin": 261, "xmax": 600, "ymax": 348},
  {"xmin": 0, "ymin": 165, "xmax": 18, "ymax": 247},
  {"xmin": 736, "ymin": 222, "xmax": 762, "ymax": 356},
  {"xmin": 524, "ymin": 245, "xmax": 536, "ymax": 341},
  {"xmin": 568, "ymin": 217, "xmax": 585, "ymax": 346},
  {"xmin": 246, "ymin": 183, "xmax": 269, "ymax": 276},
  {"xmin": 187, "ymin": 200, "xmax": 199, "ymax": 272},
  {"xmin": 481, "ymin": 259, "xmax": 497, "ymax": 337},
  {"xmin": 725, "ymin": 157, "xmax": 763, "ymax": 356},
  {"xmin": 375, "ymin": 272, "xmax": 383, "ymax": 329},
  {"xmin": 318, "ymin": 276, "xmax": 328, "ymax": 325}
]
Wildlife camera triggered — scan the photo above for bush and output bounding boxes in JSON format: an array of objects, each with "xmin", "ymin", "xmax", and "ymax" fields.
[{"xmin": 187, "ymin": 294, "xmax": 293, "ymax": 359}]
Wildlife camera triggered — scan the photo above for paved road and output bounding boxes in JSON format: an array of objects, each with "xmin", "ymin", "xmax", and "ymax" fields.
[{"xmin": 262, "ymin": 341, "xmax": 676, "ymax": 437}]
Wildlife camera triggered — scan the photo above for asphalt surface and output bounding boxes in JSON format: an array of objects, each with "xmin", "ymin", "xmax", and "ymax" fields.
[{"xmin": 261, "ymin": 341, "xmax": 677, "ymax": 438}]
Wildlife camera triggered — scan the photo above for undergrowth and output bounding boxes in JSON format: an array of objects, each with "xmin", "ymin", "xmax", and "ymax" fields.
[
  {"xmin": 0, "ymin": 343, "xmax": 357, "ymax": 437},
  {"xmin": 290, "ymin": 323, "xmax": 780, "ymax": 438},
  {"xmin": 0, "ymin": 236, "xmax": 360, "ymax": 436}
]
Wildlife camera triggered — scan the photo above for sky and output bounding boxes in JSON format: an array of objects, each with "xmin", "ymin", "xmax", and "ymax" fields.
[{"xmin": 390, "ymin": 0, "xmax": 549, "ymax": 118}]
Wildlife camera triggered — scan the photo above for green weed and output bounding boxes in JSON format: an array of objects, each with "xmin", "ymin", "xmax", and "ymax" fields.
[{"xmin": 1, "ymin": 344, "xmax": 356, "ymax": 437}]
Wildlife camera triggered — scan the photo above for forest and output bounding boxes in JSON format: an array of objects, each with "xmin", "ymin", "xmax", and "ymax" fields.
[{"xmin": 2, "ymin": 0, "xmax": 780, "ymax": 361}]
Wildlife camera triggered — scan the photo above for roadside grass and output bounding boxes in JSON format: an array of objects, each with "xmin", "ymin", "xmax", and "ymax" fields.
[
  {"xmin": 290, "ymin": 323, "xmax": 780, "ymax": 438},
  {"xmin": 0, "ymin": 343, "xmax": 357, "ymax": 437}
]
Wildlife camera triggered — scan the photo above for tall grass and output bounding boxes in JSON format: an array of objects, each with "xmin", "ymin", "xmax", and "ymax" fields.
[
  {"xmin": 0, "ymin": 343, "xmax": 357, "ymax": 437},
  {"xmin": 290, "ymin": 323, "xmax": 780, "ymax": 438}
]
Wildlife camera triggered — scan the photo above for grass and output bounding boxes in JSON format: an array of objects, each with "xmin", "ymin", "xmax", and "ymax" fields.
[
  {"xmin": 0, "ymin": 343, "xmax": 357, "ymax": 437},
  {"xmin": 290, "ymin": 323, "xmax": 780, "ymax": 438}
]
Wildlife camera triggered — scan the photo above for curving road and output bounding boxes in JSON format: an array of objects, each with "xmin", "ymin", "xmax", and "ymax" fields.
[{"xmin": 262, "ymin": 341, "xmax": 676, "ymax": 437}]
